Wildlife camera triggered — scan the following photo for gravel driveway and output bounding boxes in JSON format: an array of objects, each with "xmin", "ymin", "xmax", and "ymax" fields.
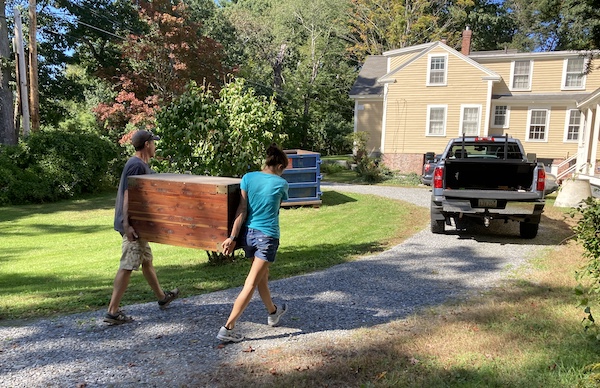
[{"xmin": 0, "ymin": 184, "xmax": 553, "ymax": 387}]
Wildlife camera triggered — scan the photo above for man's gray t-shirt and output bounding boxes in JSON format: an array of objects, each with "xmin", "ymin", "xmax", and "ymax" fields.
[{"xmin": 114, "ymin": 156, "xmax": 152, "ymax": 234}]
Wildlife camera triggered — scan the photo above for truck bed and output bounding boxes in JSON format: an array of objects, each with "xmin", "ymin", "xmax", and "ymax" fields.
[{"xmin": 444, "ymin": 159, "xmax": 536, "ymax": 191}]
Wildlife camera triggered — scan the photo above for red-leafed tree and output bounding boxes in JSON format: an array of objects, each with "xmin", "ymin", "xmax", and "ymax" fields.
[{"xmin": 94, "ymin": 0, "xmax": 225, "ymax": 140}]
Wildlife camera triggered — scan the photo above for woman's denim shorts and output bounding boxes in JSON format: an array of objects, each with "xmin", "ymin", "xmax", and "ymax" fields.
[{"xmin": 242, "ymin": 228, "xmax": 279, "ymax": 263}]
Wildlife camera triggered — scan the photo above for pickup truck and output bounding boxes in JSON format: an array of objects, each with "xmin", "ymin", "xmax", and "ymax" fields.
[
  {"xmin": 421, "ymin": 152, "xmax": 440, "ymax": 186},
  {"xmin": 430, "ymin": 135, "xmax": 546, "ymax": 238}
]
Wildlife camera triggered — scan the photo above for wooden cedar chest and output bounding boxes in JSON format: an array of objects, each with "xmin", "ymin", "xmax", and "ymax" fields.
[{"xmin": 127, "ymin": 173, "xmax": 241, "ymax": 251}]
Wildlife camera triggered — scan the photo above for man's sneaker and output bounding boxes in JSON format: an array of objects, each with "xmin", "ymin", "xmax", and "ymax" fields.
[
  {"xmin": 216, "ymin": 326, "xmax": 244, "ymax": 343},
  {"xmin": 158, "ymin": 288, "xmax": 180, "ymax": 310},
  {"xmin": 268, "ymin": 303, "xmax": 288, "ymax": 327},
  {"xmin": 104, "ymin": 310, "xmax": 133, "ymax": 325}
]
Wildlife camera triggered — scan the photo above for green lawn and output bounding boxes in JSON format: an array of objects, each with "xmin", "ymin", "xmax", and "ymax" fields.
[{"xmin": 0, "ymin": 190, "xmax": 428, "ymax": 321}]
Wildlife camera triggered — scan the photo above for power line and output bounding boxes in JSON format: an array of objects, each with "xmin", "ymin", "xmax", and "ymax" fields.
[
  {"xmin": 65, "ymin": 0, "xmax": 136, "ymax": 34},
  {"xmin": 77, "ymin": 20, "xmax": 125, "ymax": 40}
]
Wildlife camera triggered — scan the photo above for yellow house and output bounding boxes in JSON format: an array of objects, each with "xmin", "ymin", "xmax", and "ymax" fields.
[{"xmin": 350, "ymin": 30, "xmax": 600, "ymax": 179}]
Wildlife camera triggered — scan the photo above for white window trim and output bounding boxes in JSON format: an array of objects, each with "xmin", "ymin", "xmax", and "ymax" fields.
[
  {"xmin": 491, "ymin": 104, "xmax": 510, "ymax": 129},
  {"xmin": 510, "ymin": 60, "xmax": 533, "ymax": 91},
  {"xmin": 561, "ymin": 57, "xmax": 587, "ymax": 90},
  {"xmin": 426, "ymin": 104, "xmax": 447, "ymax": 137},
  {"xmin": 458, "ymin": 104, "xmax": 482, "ymax": 136},
  {"xmin": 563, "ymin": 109, "xmax": 582, "ymax": 142},
  {"xmin": 426, "ymin": 53, "xmax": 448, "ymax": 87},
  {"xmin": 526, "ymin": 107, "xmax": 550, "ymax": 142}
]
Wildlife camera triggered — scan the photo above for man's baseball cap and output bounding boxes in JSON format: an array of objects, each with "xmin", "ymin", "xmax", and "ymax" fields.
[{"xmin": 131, "ymin": 130, "xmax": 160, "ymax": 149}]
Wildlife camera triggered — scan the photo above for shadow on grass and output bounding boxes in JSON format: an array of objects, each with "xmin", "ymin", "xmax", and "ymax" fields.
[
  {"xmin": 2, "ymin": 220, "xmax": 590, "ymax": 387},
  {"xmin": 319, "ymin": 190, "xmax": 357, "ymax": 206},
  {"xmin": 0, "ymin": 239, "xmax": 386, "ymax": 322}
]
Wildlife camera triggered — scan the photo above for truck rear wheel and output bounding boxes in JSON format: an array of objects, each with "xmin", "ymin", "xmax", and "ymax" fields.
[
  {"xmin": 431, "ymin": 220, "xmax": 445, "ymax": 234},
  {"xmin": 519, "ymin": 222, "xmax": 539, "ymax": 239}
]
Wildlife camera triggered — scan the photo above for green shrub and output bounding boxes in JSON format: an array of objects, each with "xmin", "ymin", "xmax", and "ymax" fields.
[
  {"xmin": 346, "ymin": 131, "xmax": 386, "ymax": 183},
  {"xmin": 320, "ymin": 160, "xmax": 347, "ymax": 175},
  {"xmin": 155, "ymin": 79, "xmax": 286, "ymax": 177},
  {"xmin": 0, "ymin": 130, "xmax": 119, "ymax": 205},
  {"xmin": 355, "ymin": 154, "xmax": 383, "ymax": 183},
  {"xmin": 572, "ymin": 197, "xmax": 600, "ymax": 340}
]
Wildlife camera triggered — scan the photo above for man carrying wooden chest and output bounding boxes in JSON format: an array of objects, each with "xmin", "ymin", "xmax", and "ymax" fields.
[{"xmin": 104, "ymin": 130, "xmax": 179, "ymax": 325}]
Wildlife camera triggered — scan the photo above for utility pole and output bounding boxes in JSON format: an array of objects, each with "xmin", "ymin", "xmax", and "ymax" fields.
[
  {"xmin": 13, "ymin": 8, "xmax": 30, "ymax": 138},
  {"xmin": 0, "ymin": 0, "xmax": 16, "ymax": 145},
  {"xmin": 28, "ymin": 0, "xmax": 39, "ymax": 131}
]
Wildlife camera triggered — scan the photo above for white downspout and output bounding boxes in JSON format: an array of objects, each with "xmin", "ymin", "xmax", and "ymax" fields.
[
  {"xmin": 484, "ymin": 80, "xmax": 493, "ymax": 136},
  {"xmin": 380, "ymin": 84, "xmax": 388, "ymax": 154},
  {"xmin": 353, "ymin": 99, "xmax": 359, "ymax": 134}
]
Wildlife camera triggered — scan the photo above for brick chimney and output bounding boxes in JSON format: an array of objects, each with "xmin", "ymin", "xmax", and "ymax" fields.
[{"xmin": 461, "ymin": 26, "xmax": 472, "ymax": 55}]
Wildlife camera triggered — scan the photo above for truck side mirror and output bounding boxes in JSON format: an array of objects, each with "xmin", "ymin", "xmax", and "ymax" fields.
[{"xmin": 526, "ymin": 153, "xmax": 537, "ymax": 163}]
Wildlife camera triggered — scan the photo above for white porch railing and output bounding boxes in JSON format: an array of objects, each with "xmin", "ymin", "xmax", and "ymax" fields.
[{"xmin": 556, "ymin": 154, "xmax": 578, "ymax": 181}]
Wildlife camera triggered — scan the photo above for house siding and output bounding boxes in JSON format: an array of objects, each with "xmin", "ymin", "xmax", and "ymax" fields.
[
  {"xmin": 351, "ymin": 43, "xmax": 600, "ymax": 176},
  {"xmin": 481, "ymin": 56, "xmax": 600, "ymax": 94},
  {"xmin": 502, "ymin": 105, "xmax": 577, "ymax": 158},
  {"xmin": 389, "ymin": 52, "xmax": 420, "ymax": 71},
  {"xmin": 383, "ymin": 48, "xmax": 490, "ymax": 159},
  {"xmin": 355, "ymin": 100, "xmax": 383, "ymax": 154}
]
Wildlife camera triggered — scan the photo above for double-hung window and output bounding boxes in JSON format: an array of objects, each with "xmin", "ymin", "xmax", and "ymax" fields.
[
  {"xmin": 460, "ymin": 105, "xmax": 481, "ymax": 136},
  {"xmin": 527, "ymin": 109, "xmax": 549, "ymax": 141},
  {"xmin": 426, "ymin": 105, "xmax": 447, "ymax": 136},
  {"xmin": 492, "ymin": 105, "xmax": 509, "ymax": 128},
  {"xmin": 511, "ymin": 60, "xmax": 532, "ymax": 90},
  {"xmin": 565, "ymin": 109, "xmax": 582, "ymax": 142},
  {"xmin": 427, "ymin": 54, "xmax": 447, "ymax": 86},
  {"xmin": 563, "ymin": 57, "xmax": 586, "ymax": 89}
]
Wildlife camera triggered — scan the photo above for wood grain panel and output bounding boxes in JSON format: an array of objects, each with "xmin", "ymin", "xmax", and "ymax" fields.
[{"xmin": 127, "ymin": 174, "xmax": 241, "ymax": 251}]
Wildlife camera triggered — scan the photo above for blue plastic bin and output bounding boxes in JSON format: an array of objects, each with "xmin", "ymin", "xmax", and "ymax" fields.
[{"xmin": 281, "ymin": 150, "xmax": 322, "ymax": 206}]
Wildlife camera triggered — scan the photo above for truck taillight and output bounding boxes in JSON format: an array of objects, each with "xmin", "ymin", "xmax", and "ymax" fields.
[
  {"xmin": 433, "ymin": 166, "xmax": 444, "ymax": 189},
  {"xmin": 537, "ymin": 169, "xmax": 546, "ymax": 192}
]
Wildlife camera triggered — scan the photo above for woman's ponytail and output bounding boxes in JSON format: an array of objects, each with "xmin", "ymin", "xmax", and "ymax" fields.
[{"xmin": 265, "ymin": 143, "xmax": 288, "ymax": 168}]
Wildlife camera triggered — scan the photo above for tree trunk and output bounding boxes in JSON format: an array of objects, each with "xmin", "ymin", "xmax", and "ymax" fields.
[
  {"xmin": 29, "ymin": 0, "xmax": 40, "ymax": 132},
  {"xmin": 0, "ymin": 0, "xmax": 16, "ymax": 145},
  {"xmin": 272, "ymin": 43, "xmax": 286, "ymax": 91}
]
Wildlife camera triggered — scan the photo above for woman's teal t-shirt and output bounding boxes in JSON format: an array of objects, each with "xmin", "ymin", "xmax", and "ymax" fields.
[{"xmin": 241, "ymin": 171, "xmax": 289, "ymax": 238}]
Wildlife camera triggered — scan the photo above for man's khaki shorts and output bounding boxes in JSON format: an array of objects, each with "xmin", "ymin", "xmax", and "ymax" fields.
[{"xmin": 120, "ymin": 235, "xmax": 153, "ymax": 270}]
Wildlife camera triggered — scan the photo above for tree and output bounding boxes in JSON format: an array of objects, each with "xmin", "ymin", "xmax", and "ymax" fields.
[
  {"xmin": 50, "ymin": 0, "xmax": 144, "ymax": 78},
  {"xmin": 123, "ymin": 0, "xmax": 225, "ymax": 100},
  {"xmin": 222, "ymin": 0, "xmax": 289, "ymax": 92},
  {"xmin": 506, "ymin": 0, "xmax": 600, "ymax": 51},
  {"xmin": 220, "ymin": 0, "xmax": 356, "ymax": 152},
  {"xmin": 155, "ymin": 78, "xmax": 285, "ymax": 177},
  {"xmin": 30, "ymin": 0, "xmax": 144, "ymax": 127},
  {"xmin": 461, "ymin": 0, "xmax": 515, "ymax": 52},
  {"xmin": 94, "ymin": 0, "xmax": 226, "ymax": 140},
  {"xmin": 277, "ymin": 0, "xmax": 356, "ymax": 150},
  {"xmin": 592, "ymin": 0, "xmax": 600, "ymax": 49},
  {"xmin": 346, "ymin": 0, "xmax": 478, "ymax": 62},
  {"xmin": 0, "ymin": 0, "xmax": 15, "ymax": 145}
]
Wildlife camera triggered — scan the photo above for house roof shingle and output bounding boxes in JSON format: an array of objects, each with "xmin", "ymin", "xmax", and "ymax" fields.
[{"xmin": 348, "ymin": 55, "xmax": 387, "ymax": 98}]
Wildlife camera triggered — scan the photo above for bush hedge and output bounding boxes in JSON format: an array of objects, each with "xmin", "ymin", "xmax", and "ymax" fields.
[{"xmin": 0, "ymin": 130, "xmax": 120, "ymax": 206}]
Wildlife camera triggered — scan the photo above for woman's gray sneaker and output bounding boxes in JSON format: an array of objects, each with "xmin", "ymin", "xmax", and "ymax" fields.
[
  {"xmin": 268, "ymin": 303, "xmax": 288, "ymax": 327},
  {"xmin": 216, "ymin": 326, "xmax": 244, "ymax": 343}
]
